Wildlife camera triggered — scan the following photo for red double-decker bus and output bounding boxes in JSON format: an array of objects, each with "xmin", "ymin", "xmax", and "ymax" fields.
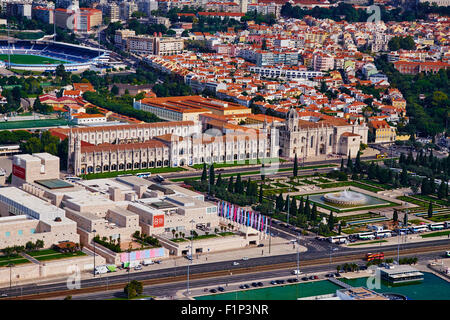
[{"xmin": 365, "ymin": 252, "xmax": 384, "ymax": 261}]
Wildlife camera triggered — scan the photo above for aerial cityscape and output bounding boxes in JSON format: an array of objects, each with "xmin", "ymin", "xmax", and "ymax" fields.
[{"xmin": 0, "ymin": 0, "xmax": 448, "ymax": 307}]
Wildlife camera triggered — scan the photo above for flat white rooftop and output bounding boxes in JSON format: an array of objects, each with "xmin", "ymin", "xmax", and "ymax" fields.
[{"xmin": 0, "ymin": 187, "xmax": 65, "ymax": 221}]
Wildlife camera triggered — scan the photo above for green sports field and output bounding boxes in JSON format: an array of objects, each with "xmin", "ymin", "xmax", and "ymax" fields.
[{"xmin": 0, "ymin": 54, "xmax": 68, "ymax": 65}]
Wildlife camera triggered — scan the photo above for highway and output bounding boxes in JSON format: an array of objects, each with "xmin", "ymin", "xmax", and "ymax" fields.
[{"xmin": 2, "ymin": 238, "xmax": 448, "ymax": 300}]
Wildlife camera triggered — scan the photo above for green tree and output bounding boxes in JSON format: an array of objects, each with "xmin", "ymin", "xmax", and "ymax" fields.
[
  {"xmin": 393, "ymin": 209, "xmax": 398, "ymax": 222},
  {"xmin": 293, "ymin": 153, "xmax": 298, "ymax": 177},
  {"xmin": 311, "ymin": 203, "xmax": 318, "ymax": 222},
  {"xmin": 259, "ymin": 184, "xmax": 263, "ymax": 203},
  {"xmin": 276, "ymin": 193, "xmax": 284, "ymax": 211},
  {"xmin": 227, "ymin": 176, "xmax": 234, "ymax": 192},
  {"xmin": 209, "ymin": 164, "xmax": 215, "ymax": 185},
  {"xmin": 298, "ymin": 196, "xmax": 304, "ymax": 215},
  {"xmin": 328, "ymin": 211, "xmax": 335, "ymax": 231},
  {"xmin": 216, "ymin": 173, "xmax": 223, "ymax": 187},
  {"xmin": 427, "ymin": 201, "xmax": 433, "ymax": 218},
  {"xmin": 201, "ymin": 163, "xmax": 207, "ymax": 182},
  {"xmin": 437, "ymin": 181, "xmax": 446, "ymax": 199}
]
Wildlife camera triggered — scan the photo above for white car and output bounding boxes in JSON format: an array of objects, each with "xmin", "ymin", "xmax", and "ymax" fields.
[
  {"xmin": 242, "ymin": 257, "xmax": 249, "ymax": 261},
  {"xmin": 233, "ymin": 262, "xmax": 240, "ymax": 266},
  {"xmin": 134, "ymin": 264, "xmax": 142, "ymax": 270}
]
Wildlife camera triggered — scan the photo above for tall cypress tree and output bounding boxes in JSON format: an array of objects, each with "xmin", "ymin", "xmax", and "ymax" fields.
[
  {"xmin": 400, "ymin": 166, "xmax": 408, "ymax": 186},
  {"xmin": 304, "ymin": 197, "xmax": 311, "ymax": 219},
  {"xmin": 328, "ymin": 211, "xmax": 334, "ymax": 231},
  {"xmin": 258, "ymin": 184, "xmax": 263, "ymax": 203},
  {"xmin": 311, "ymin": 203, "xmax": 317, "ymax": 222},
  {"xmin": 427, "ymin": 201, "xmax": 433, "ymax": 218},
  {"xmin": 355, "ymin": 150, "xmax": 361, "ymax": 173},
  {"xmin": 393, "ymin": 209, "xmax": 398, "ymax": 222},
  {"xmin": 298, "ymin": 196, "xmax": 304, "ymax": 215},
  {"xmin": 209, "ymin": 164, "xmax": 215, "ymax": 185},
  {"xmin": 403, "ymin": 212, "xmax": 408, "ymax": 226},
  {"xmin": 284, "ymin": 195, "xmax": 290, "ymax": 211},
  {"xmin": 235, "ymin": 173, "xmax": 242, "ymax": 193},
  {"xmin": 290, "ymin": 197, "xmax": 297, "ymax": 216},
  {"xmin": 293, "ymin": 153, "xmax": 298, "ymax": 177},
  {"xmin": 347, "ymin": 151, "xmax": 353, "ymax": 172},
  {"xmin": 438, "ymin": 181, "xmax": 446, "ymax": 199},
  {"xmin": 216, "ymin": 173, "xmax": 223, "ymax": 187},
  {"xmin": 227, "ymin": 176, "xmax": 234, "ymax": 192},
  {"xmin": 201, "ymin": 163, "xmax": 207, "ymax": 182},
  {"xmin": 276, "ymin": 193, "xmax": 284, "ymax": 211},
  {"xmin": 340, "ymin": 158, "xmax": 344, "ymax": 172}
]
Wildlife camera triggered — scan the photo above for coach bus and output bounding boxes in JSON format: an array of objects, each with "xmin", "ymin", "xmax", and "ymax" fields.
[
  {"xmin": 428, "ymin": 222, "xmax": 445, "ymax": 231},
  {"xmin": 409, "ymin": 225, "xmax": 429, "ymax": 233},
  {"xmin": 136, "ymin": 172, "xmax": 151, "ymax": 178},
  {"xmin": 375, "ymin": 230, "xmax": 393, "ymax": 238},
  {"xmin": 357, "ymin": 232, "xmax": 376, "ymax": 240},
  {"xmin": 365, "ymin": 252, "xmax": 384, "ymax": 261},
  {"xmin": 328, "ymin": 235, "xmax": 348, "ymax": 244}
]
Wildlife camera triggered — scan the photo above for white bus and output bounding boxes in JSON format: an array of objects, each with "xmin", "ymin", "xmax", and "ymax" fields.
[
  {"xmin": 445, "ymin": 222, "xmax": 450, "ymax": 229},
  {"xmin": 136, "ymin": 172, "xmax": 151, "ymax": 178},
  {"xmin": 428, "ymin": 223, "xmax": 445, "ymax": 231},
  {"xmin": 357, "ymin": 232, "xmax": 376, "ymax": 240},
  {"xmin": 409, "ymin": 225, "xmax": 428, "ymax": 233},
  {"xmin": 328, "ymin": 235, "xmax": 348, "ymax": 244},
  {"xmin": 375, "ymin": 230, "xmax": 393, "ymax": 238}
]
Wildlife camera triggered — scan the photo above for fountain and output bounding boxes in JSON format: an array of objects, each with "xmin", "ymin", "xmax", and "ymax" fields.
[{"xmin": 322, "ymin": 189, "xmax": 368, "ymax": 206}]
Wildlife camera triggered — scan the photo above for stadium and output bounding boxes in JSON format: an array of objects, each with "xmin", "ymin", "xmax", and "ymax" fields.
[{"xmin": 0, "ymin": 40, "xmax": 110, "ymax": 73}]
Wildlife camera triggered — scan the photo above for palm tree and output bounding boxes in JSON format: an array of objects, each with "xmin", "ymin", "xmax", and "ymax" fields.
[
  {"xmin": 336, "ymin": 265, "xmax": 341, "ymax": 273},
  {"xmin": 172, "ymin": 229, "xmax": 176, "ymax": 238},
  {"xmin": 175, "ymin": 233, "xmax": 179, "ymax": 239}
]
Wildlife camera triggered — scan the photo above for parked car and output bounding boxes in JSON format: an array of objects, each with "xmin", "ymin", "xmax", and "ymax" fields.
[
  {"xmin": 251, "ymin": 282, "xmax": 258, "ymax": 287},
  {"xmin": 218, "ymin": 287, "xmax": 225, "ymax": 292},
  {"xmin": 301, "ymin": 277, "xmax": 309, "ymax": 281},
  {"xmin": 257, "ymin": 244, "xmax": 265, "ymax": 247},
  {"xmin": 257, "ymin": 282, "xmax": 263, "ymax": 287},
  {"xmin": 242, "ymin": 257, "xmax": 249, "ymax": 261},
  {"xmin": 276, "ymin": 279, "xmax": 285, "ymax": 284},
  {"xmin": 209, "ymin": 289, "xmax": 217, "ymax": 293},
  {"xmin": 270, "ymin": 280, "xmax": 277, "ymax": 285},
  {"xmin": 233, "ymin": 262, "xmax": 240, "ymax": 266},
  {"xmin": 134, "ymin": 264, "xmax": 142, "ymax": 271}
]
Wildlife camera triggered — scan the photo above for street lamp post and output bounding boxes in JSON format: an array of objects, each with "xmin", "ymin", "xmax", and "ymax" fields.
[
  {"xmin": 268, "ymin": 211, "xmax": 272, "ymax": 255},
  {"xmin": 296, "ymin": 233, "xmax": 300, "ymax": 279},
  {"xmin": 7, "ymin": 263, "xmax": 14, "ymax": 295},
  {"xmin": 187, "ymin": 219, "xmax": 195, "ymax": 295},
  {"xmin": 92, "ymin": 230, "xmax": 96, "ymax": 277}
]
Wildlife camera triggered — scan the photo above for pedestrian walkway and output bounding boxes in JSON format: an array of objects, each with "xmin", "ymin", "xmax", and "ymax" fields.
[
  {"xmin": 20, "ymin": 253, "xmax": 40, "ymax": 265},
  {"xmin": 328, "ymin": 277, "xmax": 353, "ymax": 289}
]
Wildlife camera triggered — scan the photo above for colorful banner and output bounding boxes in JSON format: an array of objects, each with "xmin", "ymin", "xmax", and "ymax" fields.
[{"xmin": 216, "ymin": 200, "xmax": 268, "ymax": 233}]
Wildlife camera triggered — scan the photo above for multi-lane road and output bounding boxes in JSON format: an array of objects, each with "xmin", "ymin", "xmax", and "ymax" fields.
[{"xmin": 2, "ymin": 237, "xmax": 448, "ymax": 300}]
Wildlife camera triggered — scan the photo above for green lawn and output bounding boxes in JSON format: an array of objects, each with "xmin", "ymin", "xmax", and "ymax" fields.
[
  {"xmin": 318, "ymin": 181, "xmax": 383, "ymax": 193},
  {"xmin": 28, "ymin": 249, "xmax": 59, "ymax": 257},
  {"xmin": 33, "ymin": 251, "xmax": 86, "ymax": 262},
  {"xmin": 348, "ymin": 240, "xmax": 388, "ymax": 246},
  {"xmin": 0, "ymin": 118, "xmax": 70, "ymax": 130},
  {"xmin": 0, "ymin": 54, "xmax": 67, "ymax": 65},
  {"xmin": 80, "ymin": 166, "xmax": 186, "ymax": 180},
  {"xmin": 0, "ymin": 254, "xmax": 31, "ymax": 267},
  {"xmin": 190, "ymin": 158, "xmax": 285, "ymax": 169},
  {"xmin": 428, "ymin": 214, "xmax": 450, "ymax": 222},
  {"xmin": 421, "ymin": 230, "xmax": 450, "ymax": 238},
  {"xmin": 170, "ymin": 238, "xmax": 187, "ymax": 242}
]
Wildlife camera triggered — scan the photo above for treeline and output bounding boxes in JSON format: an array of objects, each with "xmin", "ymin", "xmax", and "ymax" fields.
[
  {"xmin": 375, "ymin": 55, "xmax": 449, "ymax": 137},
  {"xmin": 128, "ymin": 18, "xmax": 174, "ymax": 36},
  {"xmin": 4, "ymin": 16, "xmax": 79, "ymax": 44},
  {"xmin": 82, "ymin": 91, "xmax": 161, "ymax": 123},
  {"xmin": 388, "ymin": 36, "xmax": 415, "ymax": 51},
  {"xmin": 280, "ymin": 2, "xmax": 450, "ymax": 23},
  {"xmin": 19, "ymin": 131, "xmax": 68, "ymax": 170}
]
